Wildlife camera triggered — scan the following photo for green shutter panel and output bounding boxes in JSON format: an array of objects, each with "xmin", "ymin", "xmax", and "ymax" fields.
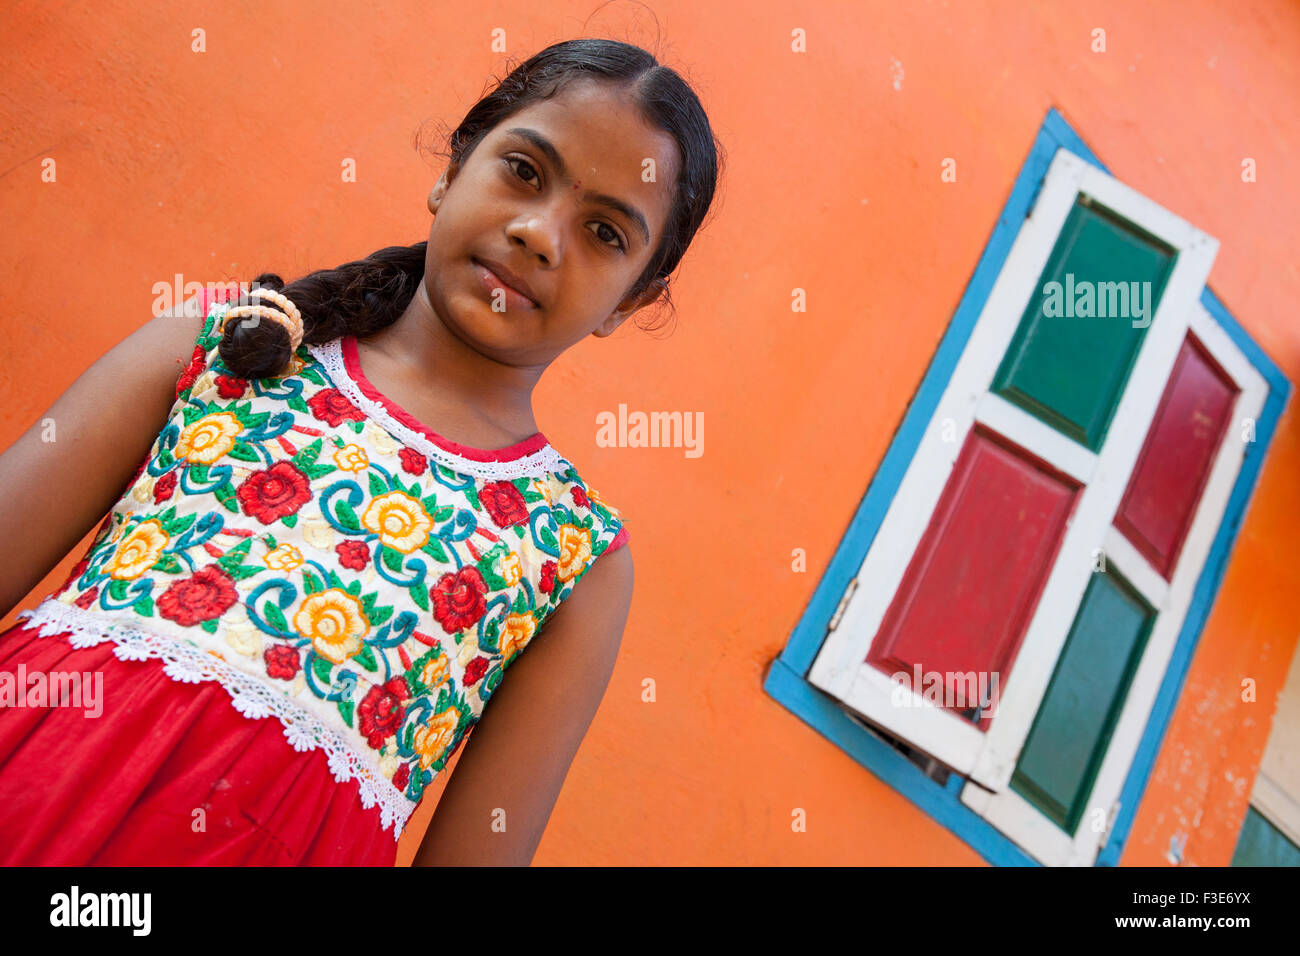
[
  {"xmin": 1009, "ymin": 568, "xmax": 1156, "ymax": 833},
  {"xmin": 991, "ymin": 196, "xmax": 1178, "ymax": 451}
]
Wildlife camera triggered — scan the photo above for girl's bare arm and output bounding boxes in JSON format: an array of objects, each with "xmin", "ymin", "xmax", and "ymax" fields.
[{"xmin": 0, "ymin": 298, "xmax": 208, "ymax": 619}]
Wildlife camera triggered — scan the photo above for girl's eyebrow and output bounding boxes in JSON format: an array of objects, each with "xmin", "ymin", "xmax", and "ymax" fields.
[{"xmin": 504, "ymin": 127, "xmax": 651, "ymax": 245}]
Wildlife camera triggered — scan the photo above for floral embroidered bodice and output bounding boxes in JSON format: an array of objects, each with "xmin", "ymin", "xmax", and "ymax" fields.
[{"xmin": 18, "ymin": 288, "xmax": 629, "ymax": 839}]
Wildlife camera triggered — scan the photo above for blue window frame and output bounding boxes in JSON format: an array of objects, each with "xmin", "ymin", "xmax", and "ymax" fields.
[{"xmin": 762, "ymin": 107, "xmax": 1292, "ymax": 867}]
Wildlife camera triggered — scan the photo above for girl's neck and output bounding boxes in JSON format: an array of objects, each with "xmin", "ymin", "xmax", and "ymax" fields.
[{"xmin": 353, "ymin": 284, "xmax": 546, "ymax": 445}]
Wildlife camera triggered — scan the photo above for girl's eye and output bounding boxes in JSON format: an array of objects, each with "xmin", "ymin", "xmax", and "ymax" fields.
[
  {"xmin": 504, "ymin": 156, "xmax": 627, "ymax": 253},
  {"xmin": 505, "ymin": 155, "xmax": 540, "ymax": 187},
  {"xmin": 588, "ymin": 222, "xmax": 626, "ymax": 252}
]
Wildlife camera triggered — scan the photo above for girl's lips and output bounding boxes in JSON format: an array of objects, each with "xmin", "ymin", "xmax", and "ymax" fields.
[{"xmin": 472, "ymin": 258, "xmax": 537, "ymax": 311}]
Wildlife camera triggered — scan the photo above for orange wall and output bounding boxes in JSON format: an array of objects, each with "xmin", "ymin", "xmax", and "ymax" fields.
[{"xmin": 1, "ymin": 1, "xmax": 1297, "ymax": 866}]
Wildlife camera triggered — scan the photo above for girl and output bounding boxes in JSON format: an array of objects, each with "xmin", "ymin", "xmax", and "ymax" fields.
[{"xmin": 0, "ymin": 37, "xmax": 721, "ymax": 866}]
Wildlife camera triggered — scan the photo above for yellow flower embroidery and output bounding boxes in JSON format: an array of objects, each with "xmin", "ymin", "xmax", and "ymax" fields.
[
  {"xmin": 500, "ymin": 612, "xmax": 537, "ymax": 662},
  {"xmin": 265, "ymin": 543, "xmax": 304, "ymax": 571},
  {"xmin": 531, "ymin": 478, "xmax": 554, "ymax": 505},
  {"xmin": 365, "ymin": 423, "xmax": 400, "ymax": 456},
  {"xmin": 499, "ymin": 551, "xmax": 522, "ymax": 587},
  {"xmin": 223, "ymin": 620, "xmax": 263, "ymax": 658},
  {"xmin": 130, "ymin": 474, "xmax": 157, "ymax": 504},
  {"xmin": 301, "ymin": 514, "xmax": 336, "ymax": 551},
  {"xmin": 418, "ymin": 652, "xmax": 450, "ymax": 691},
  {"xmin": 361, "ymin": 491, "xmax": 432, "ymax": 553},
  {"xmin": 413, "ymin": 707, "xmax": 461, "ymax": 770},
  {"xmin": 104, "ymin": 519, "xmax": 169, "ymax": 580},
  {"xmin": 333, "ymin": 443, "xmax": 370, "ymax": 472},
  {"xmin": 456, "ymin": 635, "xmax": 480, "ymax": 669},
  {"xmin": 189, "ymin": 370, "xmax": 215, "ymax": 396},
  {"xmin": 175, "ymin": 411, "xmax": 243, "ymax": 465},
  {"xmin": 294, "ymin": 588, "xmax": 370, "ymax": 664},
  {"xmin": 556, "ymin": 524, "xmax": 592, "ymax": 583}
]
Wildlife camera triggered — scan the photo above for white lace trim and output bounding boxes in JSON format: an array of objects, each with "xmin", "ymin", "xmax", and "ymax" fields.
[
  {"xmin": 16, "ymin": 597, "xmax": 411, "ymax": 842},
  {"xmin": 305, "ymin": 336, "xmax": 567, "ymax": 481}
]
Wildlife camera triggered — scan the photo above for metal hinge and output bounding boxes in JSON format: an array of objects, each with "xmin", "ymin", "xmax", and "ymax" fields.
[
  {"xmin": 828, "ymin": 577, "xmax": 859, "ymax": 632},
  {"xmin": 1098, "ymin": 798, "xmax": 1122, "ymax": 850}
]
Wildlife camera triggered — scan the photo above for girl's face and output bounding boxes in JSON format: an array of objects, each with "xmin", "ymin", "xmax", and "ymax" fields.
[{"xmin": 422, "ymin": 78, "xmax": 681, "ymax": 365}]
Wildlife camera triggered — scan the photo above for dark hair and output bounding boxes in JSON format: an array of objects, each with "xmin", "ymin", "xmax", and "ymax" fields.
[{"xmin": 219, "ymin": 37, "xmax": 724, "ymax": 380}]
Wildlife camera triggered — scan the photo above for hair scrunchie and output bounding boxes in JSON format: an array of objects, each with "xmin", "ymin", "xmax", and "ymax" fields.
[{"xmin": 220, "ymin": 287, "xmax": 304, "ymax": 353}]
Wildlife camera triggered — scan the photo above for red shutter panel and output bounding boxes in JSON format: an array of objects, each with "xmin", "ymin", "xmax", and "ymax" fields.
[
  {"xmin": 865, "ymin": 426, "xmax": 1082, "ymax": 729},
  {"xmin": 1114, "ymin": 332, "xmax": 1239, "ymax": 580}
]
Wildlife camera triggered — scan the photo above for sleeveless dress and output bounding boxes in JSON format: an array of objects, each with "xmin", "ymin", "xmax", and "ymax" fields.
[{"xmin": 0, "ymin": 285, "xmax": 629, "ymax": 865}]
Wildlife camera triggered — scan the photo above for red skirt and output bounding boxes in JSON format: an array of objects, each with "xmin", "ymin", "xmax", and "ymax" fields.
[{"xmin": 0, "ymin": 616, "xmax": 400, "ymax": 865}]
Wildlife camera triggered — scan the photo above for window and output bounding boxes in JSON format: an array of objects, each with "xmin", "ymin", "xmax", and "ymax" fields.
[{"xmin": 764, "ymin": 108, "xmax": 1291, "ymax": 867}]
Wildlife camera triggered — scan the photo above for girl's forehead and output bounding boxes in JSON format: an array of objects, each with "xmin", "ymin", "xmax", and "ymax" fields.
[{"xmin": 495, "ymin": 99, "xmax": 680, "ymax": 181}]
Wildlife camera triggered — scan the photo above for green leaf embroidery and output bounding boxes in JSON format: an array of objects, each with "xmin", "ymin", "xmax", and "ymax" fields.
[
  {"xmin": 222, "ymin": 563, "xmax": 263, "ymax": 582},
  {"xmin": 422, "ymin": 537, "xmax": 449, "ymax": 563},
  {"xmin": 216, "ymin": 484, "xmax": 239, "ymax": 513},
  {"xmin": 151, "ymin": 553, "xmax": 183, "ymax": 575},
  {"xmin": 336, "ymin": 501, "xmax": 361, "ymax": 531},
  {"xmin": 225, "ymin": 442, "xmax": 261, "ymax": 463},
  {"xmin": 265, "ymin": 602, "xmax": 288, "ymax": 633},
  {"xmin": 354, "ymin": 644, "xmax": 378, "ymax": 672},
  {"xmin": 161, "ymin": 512, "xmax": 198, "ymax": 536}
]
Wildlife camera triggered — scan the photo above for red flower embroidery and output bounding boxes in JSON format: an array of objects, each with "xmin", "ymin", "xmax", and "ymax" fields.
[
  {"xmin": 430, "ymin": 566, "xmax": 488, "ymax": 633},
  {"xmin": 264, "ymin": 643, "xmax": 301, "ymax": 680},
  {"xmin": 74, "ymin": 586, "xmax": 99, "ymax": 610},
  {"xmin": 571, "ymin": 486, "xmax": 589, "ymax": 509},
  {"xmin": 157, "ymin": 565, "xmax": 238, "ymax": 627},
  {"xmin": 480, "ymin": 481, "xmax": 528, "ymax": 528},
  {"xmin": 462, "ymin": 655, "xmax": 488, "ymax": 686},
  {"xmin": 236, "ymin": 461, "xmax": 311, "ymax": 524},
  {"xmin": 174, "ymin": 346, "xmax": 207, "ymax": 397},
  {"xmin": 539, "ymin": 560, "xmax": 557, "ymax": 594},
  {"xmin": 307, "ymin": 389, "xmax": 366, "ymax": 427},
  {"xmin": 215, "ymin": 374, "xmax": 249, "ymax": 399},
  {"xmin": 399, "ymin": 447, "xmax": 427, "ymax": 475},
  {"xmin": 153, "ymin": 470, "xmax": 178, "ymax": 504},
  {"xmin": 393, "ymin": 763, "xmax": 410, "ymax": 791},
  {"xmin": 358, "ymin": 677, "xmax": 410, "ymax": 749},
  {"xmin": 336, "ymin": 540, "xmax": 370, "ymax": 571}
]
